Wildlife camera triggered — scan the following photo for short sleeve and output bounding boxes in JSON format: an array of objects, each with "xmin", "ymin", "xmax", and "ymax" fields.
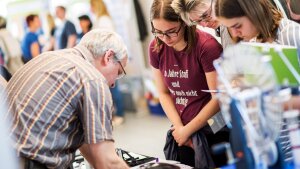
[
  {"xmin": 148, "ymin": 39, "xmax": 160, "ymax": 69},
  {"xmin": 81, "ymin": 79, "xmax": 113, "ymax": 144},
  {"xmin": 200, "ymin": 37, "xmax": 223, "ymax": 72},
  {"xmin": 65, "ymin": 21, "xmax": 77, "ymax": 37},
  {"xmin": 29, "ymin": 33, "xmax": 39, "ymax": 44}
]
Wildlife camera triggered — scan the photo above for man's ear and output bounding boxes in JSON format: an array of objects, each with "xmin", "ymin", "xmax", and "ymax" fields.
[{"xmin": 103, "ymin": 49, "xmax": 115, "ymax": 65}]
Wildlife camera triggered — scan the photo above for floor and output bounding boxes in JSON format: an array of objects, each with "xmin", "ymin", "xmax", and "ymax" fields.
[
  {"xmin": 113, "ymin": 111, "xmax": 171, "ymax": 159},
  {"xmin": 73, "ymin": 112, "xmax": 173, "ymax": 169}
]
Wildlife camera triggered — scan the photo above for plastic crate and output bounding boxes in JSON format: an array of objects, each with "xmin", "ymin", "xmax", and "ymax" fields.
[{"xmin": 147, "ymin": 101, "xmax": 165, "ymax": 116}]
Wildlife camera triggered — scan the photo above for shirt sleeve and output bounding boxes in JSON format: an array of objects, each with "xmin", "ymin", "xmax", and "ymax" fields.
[
  {"xmin": 280, "ymin": 20, "xmax": 300, "ymax": 48},
  {"xmin": 65, "ymin": 21, "xmax": 77, "ymax": 37},
  {"xmin": 29, "ymin": 33, "xmax": 39, "ymax": 44},
  {"xmin": 200, "ymin": 37, "xmax": 223, "ymax": 72},
  {"xmin": 81, "ymin": 79, "xmax": 114, "ymax": 144},
  {"xmin": 148, "ymin": 39, "xmax": 160, "ymax": 69},
  {"xmin": 278, "ymin": 19, "xmax": 300, "ymax": 57}
]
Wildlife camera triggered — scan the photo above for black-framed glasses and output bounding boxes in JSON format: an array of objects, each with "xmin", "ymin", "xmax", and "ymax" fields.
[
  {"xmin": 151, "ymin": 23, "xmax": 182, "ymax": 39},
  {"xmin": 116, "ymin": 60, "xmax": 126, "ymax": 79},
  {"xmin": 190, "ymin": 0, "xmax": 213, "ymax": 25}
]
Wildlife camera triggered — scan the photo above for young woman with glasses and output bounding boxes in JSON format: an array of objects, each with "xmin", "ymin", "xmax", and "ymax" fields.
[{"xmin": 149, "ymin": 0, "xmax": 229, "ymax": 168}]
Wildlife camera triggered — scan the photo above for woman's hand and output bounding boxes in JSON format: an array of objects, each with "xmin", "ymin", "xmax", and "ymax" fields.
[
  {"xmin": 171, "ymin": 125, "xmax": 191, "ymax": 146},
  {"xmin": 184, "ymin": 139, "xmax": 194, "ymax": 149}
]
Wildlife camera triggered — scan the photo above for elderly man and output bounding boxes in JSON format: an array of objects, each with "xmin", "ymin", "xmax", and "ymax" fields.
[{"xmin": 5, "ymin": 29, "xmax": 129, "ymax": 169}]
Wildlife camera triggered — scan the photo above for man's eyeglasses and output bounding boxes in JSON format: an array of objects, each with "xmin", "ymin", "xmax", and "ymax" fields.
[
  {"xmin": 152, "ymin": 24, "xmax": 182, "ymax": 39},
  {"xmin": 116, "ymin": 60, "xmax": 126, "ymax": 79},
  {"xmin": 190, "ymin": 0, "xmax": 213, "ymax": 25}
]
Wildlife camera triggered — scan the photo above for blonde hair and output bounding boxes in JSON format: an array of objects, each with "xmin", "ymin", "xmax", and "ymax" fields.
[
  {"xmin": 46, "ymin": 13, "xmax": 55, "ymax": 31},
  {"xmin": 171, "ymin": 0, "xmax": 210, "ymax": 26},
  {"xmin": 91, "ymin": 0, "xmax": 110, "ymax": 18}
]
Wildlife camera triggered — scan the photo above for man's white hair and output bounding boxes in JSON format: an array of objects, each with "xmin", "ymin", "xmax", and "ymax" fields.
[{"xmin": 79, "ymin": 29, "xmax": 127, "ymax": 60}]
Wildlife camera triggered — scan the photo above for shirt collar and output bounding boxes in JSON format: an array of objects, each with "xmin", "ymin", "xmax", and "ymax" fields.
[{"xmin": 73, "ymin": 45, "xmax": 95, "ymax": 64}]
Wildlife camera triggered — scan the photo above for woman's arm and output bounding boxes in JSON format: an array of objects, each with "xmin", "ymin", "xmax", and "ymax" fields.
[
  {"xmin": 173, "ymin": 71, "xmax": 220, "ymax": 146},
  {"xmin": 186, "ymin": 71, "xmax": 220, "ymax": 135},
  {"xmin": 30, "ymin": 42, "xmax": 40, "ymax": 58},
  {"xmin": 152, "ymin": 67, "xmax": 183, "ymax": 127}
]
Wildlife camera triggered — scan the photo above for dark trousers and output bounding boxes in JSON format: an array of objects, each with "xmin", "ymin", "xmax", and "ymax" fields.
[
  {"xmin": 178, "ymin": 146, "xmax": 195, "ymax": 167},
  {"xmin": 177, "ymin": 129, "xmax": 230, "ymax": 168},
  {"xmin": 206, "ymin": 130, "xmax": 230, "ymax": 167}
]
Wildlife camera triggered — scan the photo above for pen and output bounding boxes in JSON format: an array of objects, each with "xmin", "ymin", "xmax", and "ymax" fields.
[{"xmin": 201, "ymin": 89, "xmax": 226, "ymax": 93}]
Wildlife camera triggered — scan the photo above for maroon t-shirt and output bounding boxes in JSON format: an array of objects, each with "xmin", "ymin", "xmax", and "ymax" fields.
[{"xmin": 149, "ymin": 29, "xmax": 223, "ymax": 125}]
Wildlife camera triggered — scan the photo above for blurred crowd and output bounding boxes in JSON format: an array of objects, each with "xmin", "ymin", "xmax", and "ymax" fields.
[{"xmin": 0, "ymin": 0, "xmax": 125, "ymax": 131}]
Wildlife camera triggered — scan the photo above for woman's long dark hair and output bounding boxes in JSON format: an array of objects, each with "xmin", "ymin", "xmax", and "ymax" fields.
[{"xmin": 215, "ymin": 0, "xmax": 282, "ymax": 42}]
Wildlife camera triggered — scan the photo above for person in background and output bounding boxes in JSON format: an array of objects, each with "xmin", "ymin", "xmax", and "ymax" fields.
[
  {"xmin": 21, "ymin": 14, "xmax": 42, "ymax": 63},
  {"xmin": 90, "ymin": 0, "xmax": 115, "ymax": 30},
  {"xmin": 0, "ymin": 70, "xmax": 7, "ymax": 87},
  {"xmin": 42, "ymin": 13, "xmax": 56, "ymax": 52},
  {"xmin": 77, "ymin": 15, "xmax": 93, "ymax": 41},
  {"xmin": 149, "ymin": 0, "xmax": 229, "ymax": 168},
  {"xmin": 0, "ymin": 64, "xmax": 11, "ymax": 81},
  {"xmin": 0, "ymin": 71, "xmax": 18, "ymax": 169},
  {"xmin": 0, "ymin": 16, "xmax": 23, "ymax": 74},
  {"xmin": 5, "ymin": 29, "xmax": 129, "ymax": 169},
  {"xmin": 285, "ymin": 0, "xmax": 300, "ymax": 23},
  {"xmin": 91, "ymin": 0, "xmax": 125, "ymax": 126},
  {"xmin": 54, "ymin": 6, "xmax": 77, "ymax": 50}
]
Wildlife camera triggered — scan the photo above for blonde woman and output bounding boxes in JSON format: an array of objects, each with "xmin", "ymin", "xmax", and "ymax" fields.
[
  {"xmin": 90, "ymin": 0, "xmax": 115, "ymax": 30},
  {"xmin": 90, "ymin": 0, "xmax": 125, "ymax": 126},
  {"xmin": 171, "ymin": 0, "xmax": 234, "ymax": 48},
  {"xmin": 43, "ymin": 13, "xmax": 56, "ymax": 52}
]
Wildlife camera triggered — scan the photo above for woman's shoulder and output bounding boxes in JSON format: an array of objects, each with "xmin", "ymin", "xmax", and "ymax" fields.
[
  {"xmin": 24, "ymin": 32, "xmax": 38, "ymax": 40},
  {"xmin": 277, "ymin": 18, "xmax": 300, "ymax": 44},
  {"xmin": 195, "ymin": 29, "xmax": 221, "ymax": 48},
  {"xmin": 277, "ymin": 18, "xmax": 300, "ymax": 36},
  {"xmin": 278, "ymin": 18, "xmax": 300, "ymax": 30},
  {"xmin": 149, "ymin": 39, "xmax": 165, "ymax": 55}
]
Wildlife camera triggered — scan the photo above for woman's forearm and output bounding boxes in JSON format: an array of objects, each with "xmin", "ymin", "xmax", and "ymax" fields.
[
  {"xmin": 159, "ymin": 93, "xmax": 183, "ymax": 127},
  {"xmin": 185, "ymin": 98, "xmax": 220, "ymax": 136}
]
